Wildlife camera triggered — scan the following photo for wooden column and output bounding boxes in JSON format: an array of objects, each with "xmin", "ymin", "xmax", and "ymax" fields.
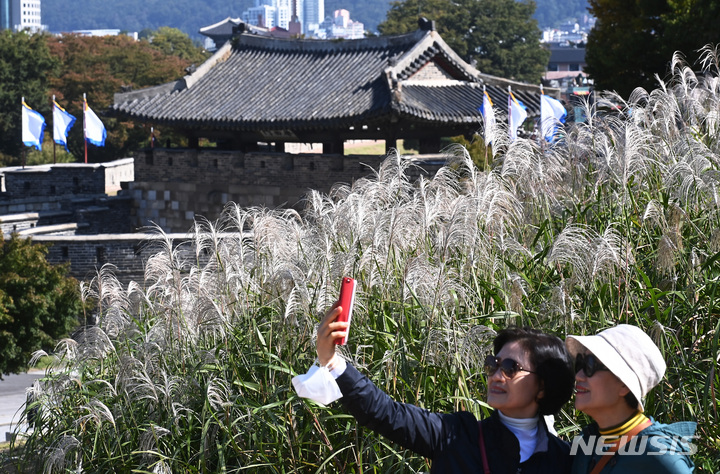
[
  {"xmin": 419, "ymin": 136, "xmax": 441, "ymax": 154},
  {"xmin": 322, "ymin": 140, "xmax": 344, "ymax": 154}
]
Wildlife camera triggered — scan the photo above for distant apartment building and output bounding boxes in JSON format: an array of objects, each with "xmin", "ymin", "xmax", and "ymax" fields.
[
  {"xmin": 242, "ymin": 0, "xmax": 330, "ymax": 36},
  {"xmin": 318, "ymin": 9, "xmax": 364, "ymax": 40},
  {"xmin": 244, "ymin": 4, "xmax": 277, "ymax": 29},
  {"xmin": 544, "ymin": 43, "xmax": 588, "ymax": 88},
  {"xmin": 303, "ymin": 0, "xmax": 323, "ymax": 33},
  {"xmin": 276, "ymin": 0, "xmax": 291, "ymax": 29},
  {"xmin": 242, "ymin": 0, "xmax": 296, "ymax": 31},
  {"xmin": 73, "ymin": 29, "xmax": 139, "ymax": 40},
  {"xmin": 0, "ymin": 0, "xmax": 45, "ymax": 32}
]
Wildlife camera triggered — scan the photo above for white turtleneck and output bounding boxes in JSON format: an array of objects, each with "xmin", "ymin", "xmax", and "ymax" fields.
[{"xmin": 497, "ymin": 411, "xmax": 539, "ymax": 463}]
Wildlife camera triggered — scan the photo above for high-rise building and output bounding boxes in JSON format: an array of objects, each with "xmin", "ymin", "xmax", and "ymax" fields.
[
  {"xmin": 240, "ymin": 0, "xmax": 330, "ymax": 35},
  {"xmin": 242, "ymin": 0, "xmax": 293, "ymax": 31},
  {"xmin": 289, "ymin": 0, "xmax": 302, "ymax": 32},
  {"xmin": 243, "ymin": 4, "xmax": 277, "ymax": 29},
  {"xmin": 0, "ymin": 0, "xmax": 44, "ymax": 32},
  {"xmin": 275, "ymin": 0, "xmax": 291, "ymax": 30},
  {"xmin": 303, "ymin": 0, "xmax": 323, "ymax": 34}
]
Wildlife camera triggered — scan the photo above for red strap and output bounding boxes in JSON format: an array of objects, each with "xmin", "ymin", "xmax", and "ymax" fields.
[
  {"xmin": 477, "ymin": 421, "xmax": 491, "ymax": 474},
  {"xmin": 589, "ymin": 419, "xmax": 652, "ymax": 474}
]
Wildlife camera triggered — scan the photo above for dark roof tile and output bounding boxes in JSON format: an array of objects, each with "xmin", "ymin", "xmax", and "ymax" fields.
[{"xmin": 113, "ymin": 29, "xmax": 550, "ymax": 133}]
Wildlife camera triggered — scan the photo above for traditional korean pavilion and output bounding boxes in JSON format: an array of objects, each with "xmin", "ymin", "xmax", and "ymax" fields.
[{"xmin": 113, "ymin": 19, "xmax": 549, "ymax": 154}]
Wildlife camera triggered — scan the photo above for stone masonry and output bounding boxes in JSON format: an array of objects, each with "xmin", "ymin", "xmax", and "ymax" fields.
[
  {"xmin": 130, "ymin": 148, "xmax": 444, "ymax": 233},
  {"xmin": 6, "ymin": 150, "xmax": 445, "ymax": 284}
]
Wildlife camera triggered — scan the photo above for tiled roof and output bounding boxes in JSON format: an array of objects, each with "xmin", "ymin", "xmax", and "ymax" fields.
[
  {"xmin": 112, "ymin": 28, "xmax": 547, "ymax": 134},
  {"xmin": 396, "ymin": 82, "xmax": 539, "ymax": 123},
  {"xmin": 548, "ymin": 46, "xmax": 586, "ymax": 64}
]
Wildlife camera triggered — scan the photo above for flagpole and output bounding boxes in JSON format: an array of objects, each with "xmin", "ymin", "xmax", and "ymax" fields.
[
  {"xmin": 508, "ymin": 85, "xmax": 512, "ymax": 141},
  {"xmin": 83, "ymin": 93, "xmax": 87, "ymax": 164},
  {"xmin": 482, "ymin": 85, "xmax": 489, "ymax": 170},
  {"xmin": 539, "ymin": 85, "xmax": 545, "ymax": 151},
  {"xmin": 21, "ymin": 96, "xmax": 26, "ymax": 169},
  {"xmin": 52, "ymin": 95, "xmax": 56, "ymax": 164}
]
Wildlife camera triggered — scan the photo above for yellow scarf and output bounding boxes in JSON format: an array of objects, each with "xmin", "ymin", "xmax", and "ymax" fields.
[{"xmin": 599, "ymin": 411, "xmax": 650, "ymax": 444}]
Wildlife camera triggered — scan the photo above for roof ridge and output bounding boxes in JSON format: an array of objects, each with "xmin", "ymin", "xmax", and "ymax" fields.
[
  {"xmin": 233, "ymin": 28, "xmax": 429, "ymax": 52},
  {"xmin": 387, "ymin": 30, "xmax": 480, "ymax": 83},
  {"xmin": 199, "ymin": 16, "xmax": 241, "ymax": 33},
  {"xmin": 113, "ymin": 41, "xmax": 234, "ymax": 104}
]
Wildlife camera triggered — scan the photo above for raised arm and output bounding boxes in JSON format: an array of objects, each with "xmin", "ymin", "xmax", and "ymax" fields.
[
  {"xmin": 315, "ymin": 305, "xmax": 478, "ymax": 461},
  {"xmin": 316, "ymin": 303, "xmax": 348, "ymax": 367}
]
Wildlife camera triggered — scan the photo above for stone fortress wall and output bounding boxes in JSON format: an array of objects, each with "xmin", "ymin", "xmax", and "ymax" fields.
[
  {"xmin": 129, "ymin": 148, "xmax": 443, "ymax": 233},
  {"xmin": 34, "ymin": 233, "xmax": 204, "ymax": 287},
  {"xmin": 2, "ymin": 148, "xmax": 445, "ymax": 286}
]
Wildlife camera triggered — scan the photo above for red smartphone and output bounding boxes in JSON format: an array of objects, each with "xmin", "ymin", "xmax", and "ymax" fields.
[{"xmin": 335, "ymin": 277, "xmax": 356, "ymax": 345}]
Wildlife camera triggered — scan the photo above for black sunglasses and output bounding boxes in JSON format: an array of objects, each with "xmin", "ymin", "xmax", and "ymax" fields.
[
  {"xmin": 575, "ymin": 353, "xmax": 609, "ymax": 377},
  {"xmin": 483, "ymin": 355, "xmax": 537, "ymax": 379}
]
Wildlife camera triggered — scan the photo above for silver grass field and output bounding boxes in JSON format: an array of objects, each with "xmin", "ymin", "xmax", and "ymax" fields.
[{"xmin": 6, "ymin": 48, "xmax": 720, "ymax": 472}]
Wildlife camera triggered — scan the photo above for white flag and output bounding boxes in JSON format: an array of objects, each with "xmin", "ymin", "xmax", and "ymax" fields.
[
  {"xmin": 540, "ymin": 94, "xmax": 567, "ymax": 142},
  {"xmin": 22, "ymin": 100, "xmax": 46, "ymax": 150},
  {"xmin": 508, "ymin": 90, "xmax": 527, "ymax": 141},
  {"xmin": 84, "ymin": 97, "xmax": 106, "ymax": 147},
  {"xmin": 480, "ymin": 89, "xmax": 496, "ymax": 146},
  {"xmin": 53, "ymin": 100, "xmax": 77, "ymax": 151}
]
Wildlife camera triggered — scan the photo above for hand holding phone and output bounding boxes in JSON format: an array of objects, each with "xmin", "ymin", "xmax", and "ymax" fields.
[{"xmin": 335, "ymin": 277, "xmax": 356, "ymax": 345}]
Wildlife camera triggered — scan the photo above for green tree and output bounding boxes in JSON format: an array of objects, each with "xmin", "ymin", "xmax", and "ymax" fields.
[
  {"xmin": 379, "ymin": 0, "xmax": 549, "ymax": 83},
  {"xmin": 145, "ymin": 26, "xmax": 208, "ymax": 64},
  {"xmin": 0, "ymin": 234, "xmax": 82, "ymax": 376},
  {"xmin": 48, "ymin": 33, "xmax": 204, "ymax": 162},
  {"xmin": 586, "ymin": 0, "xmax": 720, "ymax": 98},
  {"xmin": 0, "ymin": 31, "xmax": 59, "ymax": 164},
  {"xmin": 585, "ymin": 0, "xmax": 669, "ymax": 98}
]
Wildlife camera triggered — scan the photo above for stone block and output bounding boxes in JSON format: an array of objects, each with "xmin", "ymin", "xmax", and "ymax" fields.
[{"xmin": 176, "ymin": 183, "xmax": 196, "ymax": 192}]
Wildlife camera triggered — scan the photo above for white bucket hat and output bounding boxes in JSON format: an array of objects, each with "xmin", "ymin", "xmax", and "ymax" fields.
[{"xmin": 566, "ymin": 324, "xmax": 666, "ymax": 411}]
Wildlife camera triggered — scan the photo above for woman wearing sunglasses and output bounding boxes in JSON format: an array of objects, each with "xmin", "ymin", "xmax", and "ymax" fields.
[
  {"xmin": 316, "ymin": 306, "xmax": 576, "ymax": 473},
  {"xmin": 566, "ymin": 324, "xmax": 696, "ymax": 473}
]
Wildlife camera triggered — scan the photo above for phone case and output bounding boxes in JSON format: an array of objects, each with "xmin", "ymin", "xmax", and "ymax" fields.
[{"xmin": 335, "ymin": 277, "xmax": 356, "ymax": 345}]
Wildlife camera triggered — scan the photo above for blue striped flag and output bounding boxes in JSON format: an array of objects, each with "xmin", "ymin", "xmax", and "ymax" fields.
[
  {"xmin": 508, "ymin": 90, "xmax": 527, "ymax": 141},
  {"xmin": 541, "ymin": 94, "xmax": 567, "ymax": 142},
  {"xmin": 84, "ymin": 96, "xmax": 106, "ymax": 147},
  {"xmin": 53, "ymin": 100, "xmax": 77, "ymax": 151},
  {"xmin": 21, "ymin": 99, "xmax": 46, "ymax": 150},
  {"xmin": 479, "ymin": 89, "xmax": 496, "ymax": 146}
]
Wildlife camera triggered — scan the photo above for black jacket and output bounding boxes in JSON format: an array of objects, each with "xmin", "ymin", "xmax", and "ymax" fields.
[{"xmin": 337, "ymin": 363, "xmax": 572, "ymax": 473}]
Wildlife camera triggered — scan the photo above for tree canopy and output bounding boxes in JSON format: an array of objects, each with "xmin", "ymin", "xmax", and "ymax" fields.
[
  {"xmin": 142, "ymin": 26, "xmax": 209, "ymax": 64},
  {"xmin": 378, "ymin": 0, "xmax": 550, "ymax": 83},
  {"xmin": 0, "ymin": 31, "xmax": 59, "ymax": 161},
  {"xmin": 0, "ymin": 234, "xmax": 82, "ymax": 376},
  {"xmin": 0, "ymin": 29, "xmax": 208, "ymax": 165},
  {"xmin": 586, "ymin": 0, "xmax": 720, "ymax": 98}
]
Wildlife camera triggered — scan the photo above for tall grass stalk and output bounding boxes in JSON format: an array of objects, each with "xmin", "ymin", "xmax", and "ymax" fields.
[{"xmin": 7, "ymin": 48, "xmax": 720, "ymax": 472}]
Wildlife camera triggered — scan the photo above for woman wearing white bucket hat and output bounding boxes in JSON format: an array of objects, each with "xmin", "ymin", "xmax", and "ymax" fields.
[{"xmin": 566, "ymin": 324, "xmax": 696, "ymax": 473}]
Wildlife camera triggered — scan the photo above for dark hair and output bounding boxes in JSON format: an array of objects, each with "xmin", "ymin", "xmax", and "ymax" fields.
[
  {"xmin": 493, "ymin": 327, "xmax": 575, "ymax": 415},
  {"xmin": 624, "ymin": 392, "xmax": 639, "ymax": 410}
]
